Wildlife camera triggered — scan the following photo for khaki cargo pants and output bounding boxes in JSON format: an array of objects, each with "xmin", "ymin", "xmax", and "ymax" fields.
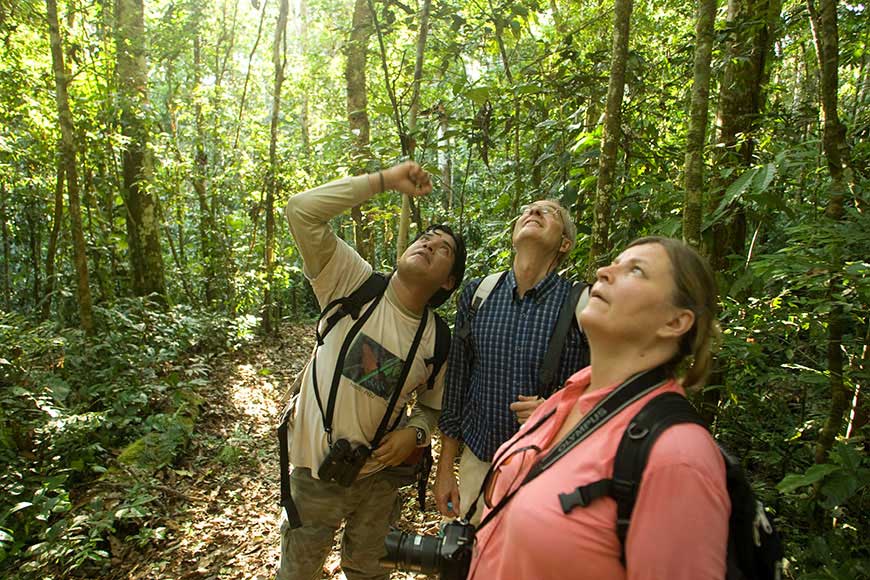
[{"xmin": 276, "ymin": 467, "xmax": 405, "ymax": 580}]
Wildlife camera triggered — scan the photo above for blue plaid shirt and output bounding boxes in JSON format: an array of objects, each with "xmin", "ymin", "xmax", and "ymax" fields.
[{"xmin": 439, "ymin": 270, "xmax": 588, "ymax": 462}]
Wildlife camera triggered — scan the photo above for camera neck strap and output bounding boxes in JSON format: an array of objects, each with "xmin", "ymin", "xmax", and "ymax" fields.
[
  {"xmin": 369, "ymin": 311, "xmax": 428, "ymax": 450},
  {"xmin": 312, "ymin": 288, "xmax": 384, "ymax": 443},
  {"xmin": 471, "ymin": 364, "xmax": 669, "ymax": 531}
]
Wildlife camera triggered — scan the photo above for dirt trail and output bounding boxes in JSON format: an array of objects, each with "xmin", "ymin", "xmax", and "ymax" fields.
[{"xmin": 111, "ymin": 323, "xmax": 439, "ymax": 580}]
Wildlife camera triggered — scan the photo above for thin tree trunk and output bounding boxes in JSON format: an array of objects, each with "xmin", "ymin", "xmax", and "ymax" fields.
[
  {"xmin": 116, "ymin": 0, "xmax": 166, "ymax": 301},
  {"xmin": 42, "ymin": 160, "xmax": 64, "ymax": 319},
  {"xmin": 396, "ymin": 0, "xmax": 432, "ymax": 260},
  {"xmin": 193, "ymin": 33, "xmax": 214, "ymax": 306},
  {"xmin": 437, "ymin": 103, "xmax": 453, "ymax": 212},
  {"xmin": 846, "ymin": 322, "xmax": 869, "ymax": 442},
  {"xmin": 263, "ymin": 0, "xmax": 289, "ymax": 333},
  {"xmin": 233, "ymin": 0, "xmax": 268, "ymax": 151},
  {"xmin": 214, "ymin": 0, "xmax": 239, "ymax": 88},
  {"xmin": 27, "ymin": 205, "xmax": 41, "ymax": 310},
  {"xmin": 47, "ymin": 0, "xmax": 94, "ymax": 334},
  {"xmin": 682, "ymin": 0, "xmax": 716, "ymax": 249},
  {"xmin": 852, "ymin": 47, "xmax": 869, "ymax": 139},
  {"xmin": 489, "ymin": 0, "xmax": 514, "ymax": 83},
  {"xmin": 1, "ymin": 184, "xmax": 10, "ymax": 310},
  {"xmin": 346, "ymin": 0, "xmax": 374, "ymax": 262},
  {"xmin": 298, "ymin": 0, "xmax": 311, "ymax": 165},
  {"xmin": 808, "ymin": 0, "xmax": 855, "ymax": 464},
  {"xmin": 588, "ymin": 0, "xmax": 632, "ymax": 277}
]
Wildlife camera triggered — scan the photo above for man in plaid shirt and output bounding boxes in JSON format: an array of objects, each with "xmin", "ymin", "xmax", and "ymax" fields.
[{"xmin": 435, "ymin": 200, "xmax": 589, "ymax": 525}]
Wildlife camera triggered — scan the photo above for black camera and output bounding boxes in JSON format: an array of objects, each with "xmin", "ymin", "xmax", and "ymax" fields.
[
  {"xmin": 380, "ymin": 520, "xmax": 475, "ymax": 580},
  {"xmin": 318, "ymin": 438, "xmax": 371, "ymax": 487}
]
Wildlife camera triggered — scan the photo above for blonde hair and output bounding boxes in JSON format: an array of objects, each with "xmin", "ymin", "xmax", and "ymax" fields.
[{"xmin": 627, "ymin": 236, "xmax": 720, "ymax": 389}]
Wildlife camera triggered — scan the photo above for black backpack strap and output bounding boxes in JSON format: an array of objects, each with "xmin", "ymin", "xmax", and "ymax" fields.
[
  {"xmin": 537, "ymin": 281, "xmax": 587, "ymax": 395},
  {"xmin": 558, "ymin": 393, "xmax": 706, "ymax": 563},
  {"xmin": 317, "ymin": 272, "xmax": 390, "ymax": 344},
  {"xmin": 425, "ymin": 313, "xmax": 451, "ymax": 389},
  {"xmin": 277, "ymin": 416, "xmax": 303, "ymax": 529}
]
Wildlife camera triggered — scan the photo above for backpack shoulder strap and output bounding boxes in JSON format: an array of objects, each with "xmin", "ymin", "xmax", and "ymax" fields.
[
  {"xmin": 456, "ymin": 271, "xmax": 509, "ymax": 341},
  {"xmin": 318, "ymin": 272, "xmax": 390, "ymax": 342},
  {"xmin": 557, "ymin": 392, "xmax": 707, "ymax": 563},
  {"xmin": 609, "ymin": 393, "xmax": 706, "ymax": 558},
  {"xmin": 425, "ymin": 312, "xmax": 451, "ymax": 389},
  {"xmin": 537, "ymin": 281, "xmax": 587, "ymax": 393}
]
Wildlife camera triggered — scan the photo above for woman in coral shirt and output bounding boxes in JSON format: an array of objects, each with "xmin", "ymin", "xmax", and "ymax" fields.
[{"xmin": 467, "ymin": 237, "xmax": 730, "ymax": 580}]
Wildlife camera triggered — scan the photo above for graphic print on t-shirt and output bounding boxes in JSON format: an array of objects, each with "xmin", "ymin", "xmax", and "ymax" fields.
[{"xmin": 343, "ymin": 333, "xmax": 404, "ymax": 400}]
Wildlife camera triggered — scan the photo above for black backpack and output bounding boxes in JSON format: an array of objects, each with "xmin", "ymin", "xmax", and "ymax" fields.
[{"xmin": 559, "ymin": 392, "xmax": 784, "ymax": 580}]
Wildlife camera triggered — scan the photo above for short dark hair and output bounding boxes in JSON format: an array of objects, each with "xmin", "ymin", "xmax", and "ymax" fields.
[{"xmin": 415, "ymin": 224, "xmax": 466, "ymax": 307}]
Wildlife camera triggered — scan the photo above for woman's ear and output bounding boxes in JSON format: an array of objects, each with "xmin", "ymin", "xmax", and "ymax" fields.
[{"xmin": 658, "ymin": 308, "xmax": 695, "ymax": 340}]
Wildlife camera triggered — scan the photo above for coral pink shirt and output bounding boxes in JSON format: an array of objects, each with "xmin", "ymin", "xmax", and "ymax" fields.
[{"xmin": 468, "ymin": 367, "xmax": 729, "ymax": 580}]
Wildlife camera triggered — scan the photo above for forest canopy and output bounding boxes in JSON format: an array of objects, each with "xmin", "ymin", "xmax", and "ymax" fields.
[{"xmin": 0, "ymin": 0, "xmax": 868, "ymax": 578}]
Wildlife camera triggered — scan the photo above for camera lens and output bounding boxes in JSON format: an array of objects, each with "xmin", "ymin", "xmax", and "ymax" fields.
[
  {"xmin": 332, "ymin": 438, "xmax": 351, "ymax": 458},
  {"xmin": 382, "ymin": 530, "xmax": 443, "ymax": 574}
]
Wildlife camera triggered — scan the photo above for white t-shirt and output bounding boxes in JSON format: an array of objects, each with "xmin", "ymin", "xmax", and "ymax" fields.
[{"xmin": 286, "ymin": 177, "xmax": 444, "ymax": 479}]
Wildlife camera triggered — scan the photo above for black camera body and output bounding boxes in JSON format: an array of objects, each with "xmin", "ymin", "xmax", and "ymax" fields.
[
  {"xmin": 318, "ymin": 438, "xmax": 371, "ymax": 487},
  {"xmin": 381, "ymin": 520, "xmax": 476, "ymax": 580}
]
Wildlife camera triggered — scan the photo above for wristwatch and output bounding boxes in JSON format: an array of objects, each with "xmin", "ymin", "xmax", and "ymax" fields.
[{"xmin": 413, "ymin": 427, "xmax": 426, "ymax": 446}]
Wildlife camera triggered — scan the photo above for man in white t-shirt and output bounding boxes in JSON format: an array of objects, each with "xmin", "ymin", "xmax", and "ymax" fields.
[{"xmin": 277, "ymin": 161, "xmax": 466, "ymax": 580}]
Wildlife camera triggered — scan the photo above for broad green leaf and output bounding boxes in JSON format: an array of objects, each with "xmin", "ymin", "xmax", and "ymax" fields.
[
  {"xmin": 819, "ymin": 471, "xmax": 862, "ymax": 508},
  {"xmin": 9, "ymin": 502, "xmax": 33, "ymax": 514},
  {"xmin": 710, "ymin": 168, "xmax": 756, "ymax": 224},
  {"xmin": 777, "ymin": 463, "xmax": 839, "ymax": 493}
]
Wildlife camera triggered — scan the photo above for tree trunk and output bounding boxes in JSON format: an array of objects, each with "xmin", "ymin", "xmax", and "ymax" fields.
[
  {"xmin": 233, "ymin": 0, "xmax": 268, "ymax": 151},
  {"xmin": 588, "ymin": 0, "xmax": 632, "ymax": 277},
  {"xmin": 682, "ymin": 0, "xmax": 717, "ymax": 249},
  {"xmin": 0, "ymin": 184, "xmax": 10, "ymax": 311},
  {"xmin": 298, "ymin": 0, "xmax": 311, "ymax": 160},
  {"xmin": 193, "ymin": 33, "xmax": 215, "ymax": 306},
  {"xmin": 116, "ymin": 0, "xmax": 166, "ymax": 301},
  {"xmin": 263, "ymin": 0, "xmax": 289, "ymax": 334},
  {"xmin": 47, "ymin": 0, "xmax": 95, "ymax": 334},
  {"xmin": 346, "ymin": 0, "xmax": 374, "ymax": 262},
  {"xmin": 396, "ymin": 0, "xmax": 432, "ymax": 261},
  {"xmin": 42, "ymin": 160, "xmax": 64, "ymax": 319},
  {"xmin": 27, "ymin": 204, "xmax": 41, "ymax": 310},
  {"xmin": 808, "ymin": 0, "xmax": 854, "ymax": 464},
  {"xmin": 708, "ymin": 0, "xmax": 782, "ymax": 273},
  {"xmin": 437, "ymin": 103, "xmax": 453, "ymax": 212}
]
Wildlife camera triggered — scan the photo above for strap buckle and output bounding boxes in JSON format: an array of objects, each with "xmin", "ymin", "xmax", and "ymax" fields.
[{"xmin": 559, "ymin": 486, "xmax": 592, "ymax": 513}]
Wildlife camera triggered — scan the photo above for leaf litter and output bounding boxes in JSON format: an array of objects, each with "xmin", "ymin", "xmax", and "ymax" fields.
[{"xmin": 107, "ymin": 323, "xmax": 440, "ymax": 580}]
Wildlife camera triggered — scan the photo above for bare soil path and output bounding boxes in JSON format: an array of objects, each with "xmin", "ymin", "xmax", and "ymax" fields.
[{"xmin": 110, "ymin": 323, "xmax": 439, "ymax": 580}]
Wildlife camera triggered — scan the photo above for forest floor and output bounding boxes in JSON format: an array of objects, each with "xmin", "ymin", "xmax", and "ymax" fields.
[{"xmin": 107, "ymin": 323, "xmax": 439, "ymax": 580}]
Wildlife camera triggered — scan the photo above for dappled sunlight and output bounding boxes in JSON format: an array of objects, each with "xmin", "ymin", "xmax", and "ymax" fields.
[{"xmin": 228, "ymin": 362, "xmax": 281, "ymax": 422}]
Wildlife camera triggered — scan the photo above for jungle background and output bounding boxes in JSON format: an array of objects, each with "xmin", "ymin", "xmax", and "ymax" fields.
[{"xmin": 0, "ymin": 0, "xmax": 868, "ymax": 577}]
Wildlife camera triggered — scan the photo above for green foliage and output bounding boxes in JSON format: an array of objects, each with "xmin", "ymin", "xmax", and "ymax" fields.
[
  {"xmin": 0, "ymin": 0, "xmax": 868, "ymax": 576},
  {"xmin": 0, "ymin": 301, "xmax": 252, "ymax": 577},
  {"xmin": 776, "ymin": 442, "xmax": 870, "ymax": 580}
]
